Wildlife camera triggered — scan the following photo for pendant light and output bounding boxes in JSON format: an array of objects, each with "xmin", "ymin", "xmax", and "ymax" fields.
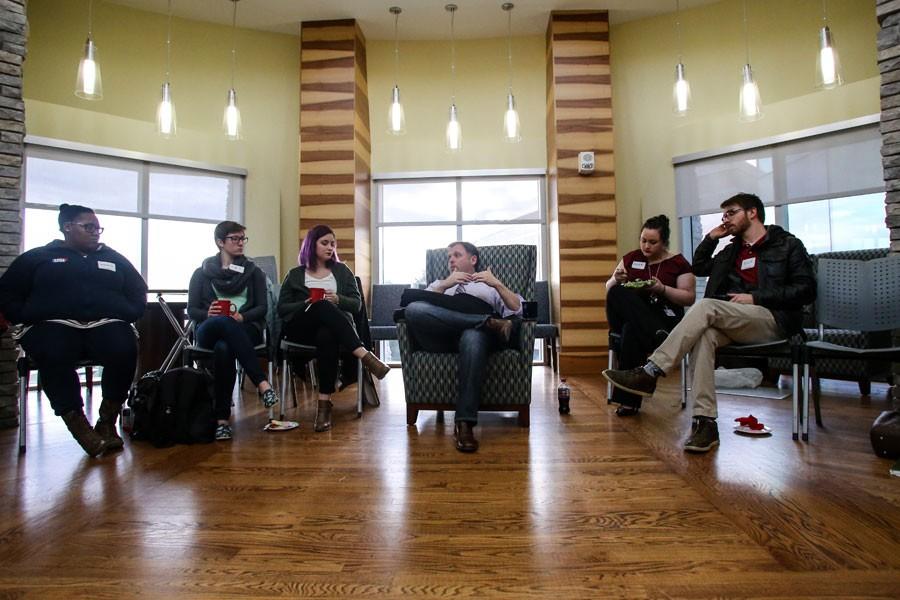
[
  {"xmin": 388, "ymin": 7, "xmax": 406, "ymax": 135},
  {"xmin": 223, "ymin": 0, "xmax": 242, "ymax": 140},
  {"xmin": 672, "ymin": 0, "xmax": 690, "ymax": 116},
  {"xmin": 501, "ymin": 3, "xmax": 521, "ymax": 143},
  {"xmin": 156, "ymin": 0, "xmax": 176, "ymax": 138},
  {"xmin": 445, "ymin": 4, "xmax": 461, "ymax": 152},
  {"xmin": 74, "ymin": 0, "xmax": 103, "ymax": 100},
  {"xmin": 738, "ymin": 0, "xmax": 762, "ymax": 122},
  {"xmin": 815, "ymin": 0, "xmax": 843, "ymax": 89}
]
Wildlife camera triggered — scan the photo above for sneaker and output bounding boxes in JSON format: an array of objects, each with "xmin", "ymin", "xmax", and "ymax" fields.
[
  {"xmin": 602, "ymin": 367, "xmax": 658, "ymax": 397},
  {"xmin": 684, "ymin": 418, "xmax": 719, "ymax": 452},
  {"xmin": 261, "ymin": 388, "xmax": 279, "ymax": 408},
  {"xmin": 215, "ymin": 423, "xmax": 233, "ymax": 441}
]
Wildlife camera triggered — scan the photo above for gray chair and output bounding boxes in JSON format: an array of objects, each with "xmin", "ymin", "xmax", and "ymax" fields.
[
  {"xmin": 396, "ymin": 244, "xmax": 536, "ymax": 427},
  {"xmin": 534, "ymin": 281, "xmax": 559, "ymax": 372},
  {"xmin": 251, "ymin": 255, "xmax": 278, "ymax": 287},
  {"xmin": 804, "ymin": 256, "xmax": 900, "ymax": 431},
  {"xmin": 369, "ymin": 283, "xmax": 409, "ymax": 349}
]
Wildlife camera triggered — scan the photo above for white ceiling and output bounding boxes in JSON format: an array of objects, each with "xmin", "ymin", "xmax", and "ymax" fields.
[{"xmin": 105, "ymin": 0, "xmax": 722, "ymax": 40}]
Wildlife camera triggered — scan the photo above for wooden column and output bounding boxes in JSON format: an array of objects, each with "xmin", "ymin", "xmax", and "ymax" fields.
[
  {"xmin": 299, "ymin": 20, "xmax": 371, "ymax": 292},
  {"xmin": 546, "ymin": 11, "xmax": 616, "ymax": 374}
]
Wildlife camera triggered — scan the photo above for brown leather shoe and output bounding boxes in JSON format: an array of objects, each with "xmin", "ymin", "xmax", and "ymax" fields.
[
  {"xmin": 61, "ymin": 409, "xmax": 109, "ymax": 457},
  {"xmin": 314, "ymin": 399, "xmax": 333, "ymax": 432},
  {"xmin": 483, "ymin": 318, "xmax": 512, "ymax": 344},
  {"xmin": 454, "ymin": 421, "xmax": 479, "ymax": 453},
  {"xmin": 602, "ymin": 367, "xmax": 658, "ymax": 397},
  {"xmin": 360, "ymin": 351, "xmax": 390, "ymax": 380}
]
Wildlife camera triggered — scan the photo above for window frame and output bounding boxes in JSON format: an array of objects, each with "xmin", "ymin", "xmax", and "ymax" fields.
[{"xmin": 22, "ymin": 136, "xmax": 246, "ymax": 287}]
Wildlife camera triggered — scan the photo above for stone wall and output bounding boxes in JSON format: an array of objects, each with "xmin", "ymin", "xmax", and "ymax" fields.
[
  {"xmin": 0, "ymin": 0, "xmax": 26, "ymax": 429},
  {"xmin": 877, "ymin": 0, "xmax": 900, "ymax": 406}
]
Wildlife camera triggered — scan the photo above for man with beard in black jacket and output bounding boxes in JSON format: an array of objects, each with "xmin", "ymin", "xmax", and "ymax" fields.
[{"xmin": 603, "ymin": 193, "xmax": 816, "ymax": 453}]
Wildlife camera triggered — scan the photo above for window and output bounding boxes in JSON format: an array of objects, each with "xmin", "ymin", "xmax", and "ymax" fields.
[
  {"xmin": 374, "ymin": 172, "xmax": 547, "ymax": 362},
  {"xmin": 676, "ymin": 119, "xmax": 887, "ymax": 258},
  {"xmin": 22, "ymin": 141, "xmax": 245, "ymax": 290}
]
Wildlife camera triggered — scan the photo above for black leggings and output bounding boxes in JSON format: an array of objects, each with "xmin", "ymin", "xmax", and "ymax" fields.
[
  {"xmin": 283, "ymin": 301, "xmax": 363, "ymax": 394},
  {"xmin": 606, "ymin": 285, "xmax": 680, "ymax": 408}
]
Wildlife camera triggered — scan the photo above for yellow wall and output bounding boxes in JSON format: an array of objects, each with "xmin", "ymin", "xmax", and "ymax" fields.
[
  {"xmin": 610, "ymin": 0, "xmax": 880, "ymax": 254},
  {"xmin": 23, "ymin": 0, "xmax": 300, "ymax": 274},
  {"xmin": 367, "ymin": 36, "xmax": 547, "ymax": 174}
]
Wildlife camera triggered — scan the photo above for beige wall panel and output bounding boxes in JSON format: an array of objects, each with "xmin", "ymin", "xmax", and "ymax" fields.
[
  {"xmin": 300, "ymin": 159, "xmax": 356, "ymax": 175},
  {"xmin": 299, "ymin": 183, "xmax": 355, "ymax": 196}
]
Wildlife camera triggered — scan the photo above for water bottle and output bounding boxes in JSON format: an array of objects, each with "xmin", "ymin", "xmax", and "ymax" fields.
[{"xmin": 557, "ymin": 378, "xmax": 571, "ymax": 414}]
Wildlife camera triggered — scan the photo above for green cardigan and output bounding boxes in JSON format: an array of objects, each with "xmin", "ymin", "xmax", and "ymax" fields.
[{"xmin": 277, "ymin": 262, "xmax": 361, "ymax": 324}]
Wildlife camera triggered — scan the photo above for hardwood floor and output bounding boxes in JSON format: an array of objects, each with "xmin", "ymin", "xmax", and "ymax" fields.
[{"xmin": 1, "ymin": 367, "xmax": 898, "ymax": 598}]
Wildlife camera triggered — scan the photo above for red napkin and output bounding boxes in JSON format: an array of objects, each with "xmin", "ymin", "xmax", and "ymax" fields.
[{"xmin": 734, "ymin": 414, "xmax": 766, "ymax": 430}]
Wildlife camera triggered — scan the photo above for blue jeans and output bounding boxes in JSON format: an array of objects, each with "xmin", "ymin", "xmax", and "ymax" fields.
[
  {"xmin": 404, "ymin": 301, "xmax": 501, "ymax": 424},
  {"xmin": 195, "ymin": 317, "xmax": 264, "ymax": 420}
]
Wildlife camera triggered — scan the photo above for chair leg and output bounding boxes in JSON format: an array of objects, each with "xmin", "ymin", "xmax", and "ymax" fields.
[
  {"xmin": 607, "ymin": 349, "xmax": 616, "ymax": 404},
  {"xmin": 551, "ymin": 338, "xmax": 558, "ymax": 374},
  {"xmin": 680, "ymin": 356, "xmax": 688, "ymax": 409},
  {"xmin": 18, "ymin": 357, "xmax": 28, "ymax": 454},
  {"xmin": 858, "ymin": 379, "xmax": 871, "ymax": 396},
  {"xmin": 517, "ymin": 406, "xmax": 530, "ymax": 428},
  {"xmin": 84, "ymin": 366, "xmax": 93, "ymax": 404},
  {"xmin": 356, "ymin": 359, "xmax": 363, "ymax": 418},
  {"xmin": 406, "ymin": 404, "xmax": 418, "ymax": 426},
  {"xmin": 279, "ymin": 357, "xmax": 290, "ymax": 421},
  {"xmin": 793, "ymin": 363, "xmax": 801, "ymax": 441},
  {"xmin": 802, "ymin": 363, "xmax": 810, "ymax": 442}
]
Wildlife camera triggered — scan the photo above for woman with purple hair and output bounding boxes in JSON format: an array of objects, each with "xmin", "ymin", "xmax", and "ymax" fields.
[{"xmin": 277, "ymin": 225, "xmax": 389, "ymax": 431}]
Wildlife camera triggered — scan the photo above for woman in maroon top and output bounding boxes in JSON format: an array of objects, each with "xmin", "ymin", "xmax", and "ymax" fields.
[{"xmin": 605, "ymin": 215, "xmax": 696, "ymax": 415}]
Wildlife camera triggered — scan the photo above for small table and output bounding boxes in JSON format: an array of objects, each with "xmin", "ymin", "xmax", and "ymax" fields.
[{"xmin": 135, "ymin": 291, "xmax": 188, "ymax": 375}]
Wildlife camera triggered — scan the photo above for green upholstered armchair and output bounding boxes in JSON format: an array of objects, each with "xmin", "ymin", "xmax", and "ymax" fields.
[{"xmin": 396, "ymin": 244, "xmax": 537, "ymax": 427}]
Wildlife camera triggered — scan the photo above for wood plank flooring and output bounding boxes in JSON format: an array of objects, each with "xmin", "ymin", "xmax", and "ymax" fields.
[{"xmin": 0, "ymin": 367, "xmax": 898, "ymax": 598}]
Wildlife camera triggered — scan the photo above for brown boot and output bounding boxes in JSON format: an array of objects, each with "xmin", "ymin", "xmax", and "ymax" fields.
[
  {"xmin": 314, "ymin": 399, "xmax": 333, "ymax": 432},
  {"xmin": 94, "ymin": 397, "xmax": 125, "ymax": 450},
  {"xmin": 360, "ymin": 351, "xmax": 390, "ymax": 380},
  {"xmin": 61, "ymin": 409, "xmax": 109, "ymax": 457},
  {"xmin": 483, "ymin": 318, "xmax": 512, "ymax": 344}
]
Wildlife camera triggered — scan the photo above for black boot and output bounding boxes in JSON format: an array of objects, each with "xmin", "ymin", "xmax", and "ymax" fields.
[
  {"xmin": 93, "ymin": 396, "xmax": 125, "ymax": 450},
  {"xmin": 314, "ymin": 399, "xmax": 333, "ymax": 432},
  {"xmin": 62, "ymin": 409, "xmax": 109, "ymax": 457}
]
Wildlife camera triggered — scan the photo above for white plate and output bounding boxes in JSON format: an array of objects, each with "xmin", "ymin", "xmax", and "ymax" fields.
[
  {"xmin": 264, "ymin": 420, "xmax": 299, "ymax": 432},
  {"xmin": 733, "ymin": 424, "xmax": 772, "ymax": 436}
]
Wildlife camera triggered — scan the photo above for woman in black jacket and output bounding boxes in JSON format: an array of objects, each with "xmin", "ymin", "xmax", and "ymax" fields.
[
  {"xmin": 188, "ymin": 221, "xmax": 279, "ymax": 441},
  {"xmin": 0, "ymin": 203, "xmax": 147, "ymax": 456}
]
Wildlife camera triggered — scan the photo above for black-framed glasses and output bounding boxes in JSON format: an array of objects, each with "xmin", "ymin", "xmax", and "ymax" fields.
[
  {"xmin": 721, "ymin": 208, "xmax": 745, "ymax": 220},
  {"xmin": 71, "ymin": 222, "xmax": 104, "ymax": 234},
  {"xmin": 224, "ymin": 235, "xmax": 248, "ymax": 244}
]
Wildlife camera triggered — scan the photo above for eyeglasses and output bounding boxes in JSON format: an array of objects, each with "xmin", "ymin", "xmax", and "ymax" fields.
[
  {"xmin": 224, "ymin": 235, "xmax": 248, "ymax": 244},
  {"xmin": 721, "ymin": 208, "xmax": 745, "ymax": 220},
  {"xmin": 71, "ymin": 222, "xmax": 104, "ymax": 234}
]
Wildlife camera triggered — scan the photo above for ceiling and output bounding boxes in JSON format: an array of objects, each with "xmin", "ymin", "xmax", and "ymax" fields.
[{"xmin": 105, "ymin": 0, "xmax": 722, "ymax": 40}]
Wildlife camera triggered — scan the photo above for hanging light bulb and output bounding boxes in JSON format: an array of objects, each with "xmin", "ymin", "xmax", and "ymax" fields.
[
  {"xmin": 446, "ymin": 103, "xmax": 462, "ymax": 151},
  {"xmin": 672, "ymin": 0, "xmax": 690, "ymax": 116},
  {"xmin": 156, "ymin": 0, "xmax": 176, "ymax": 137},
  {"xmin": 223, "ymin": 0, "xmax": 242, "ymax": 140},
  {"xmin": 445, "ymin": 4, "xmax": 461, "ymax": 152},
  {"xmin": 673, "ymin": 63, "xmax": 691, "ymax": 116},
  {"xmin": 388, "ymin": 7, "xmax": 406, "ymax": 135},
  {"xmin": 816, "ymin": 1, "xmax": 843, "ymax": 89},
  {"xmin": 501, "ymin": 3, "xmax": 521, "ymax": 142},
  {"xmin": 738, "ymin": 0, "xmax": 762, "ymax": 122},
  {"xmin": 74, "ymin": 0, "xmax": 103, "ymax": 100}
]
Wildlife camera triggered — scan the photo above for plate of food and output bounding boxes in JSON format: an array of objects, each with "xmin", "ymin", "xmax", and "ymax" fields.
[
  {"xmin": 264, "ymin": 419, "xmax": 299, "ymax": 432},
  {"xmin": 621, "ymin": 279, "xmax": 654, "ymax": 289},
  {"xmin": 733, "ymin": 424, "xmax": 772, "ymax": 435}
]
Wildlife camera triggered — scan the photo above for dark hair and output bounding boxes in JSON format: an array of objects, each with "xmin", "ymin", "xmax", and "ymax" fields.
[
  {"xmin": 299, "ymin": 224, "xmax": 340, "ymax": 269},
  {"xmin": 449, "ymin": 241, "xmax": 481, "ymax": 271},
  {"xmin": 721, "ymin": 193, "xmax": 765, "ymax": 223},
  {"xmin": 214, "ymin": 220, "xmax": 245, "ymax": 243},
  {"xmin": 58, "ymin": 203, "xmax": 94, "ymax": 232},
  {"xmin": 641, "ymin": 214, "xmax": 670, "ymax": 246}
]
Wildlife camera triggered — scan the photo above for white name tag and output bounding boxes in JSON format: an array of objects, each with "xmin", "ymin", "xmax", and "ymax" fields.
[
  {"xmin": 740, "ymin": 257, "xmax": 756, "ymax": 270},
  {"xmin": 228, "ymin": 263, "xmax": 245, "ymax": 274},
  {"xmin": 631, "ymin": 260, "xmax": 646, "ymax": 270},
  {"xmin": 52, "ymin": 257, "xmax": 67, "ymax": 263},
  {"xmin": 97, "ymin": 261, "xmax": 116, "ymax": 272}
]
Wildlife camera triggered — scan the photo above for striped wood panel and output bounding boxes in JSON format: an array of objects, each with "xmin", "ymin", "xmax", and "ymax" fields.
[
  {"xmin": 299, "ymin": 20, "xmax": 371, "ymax": 294},
  {"xmin": 546, "ymin": 11, "xmax": 616, "ymax": 374}
]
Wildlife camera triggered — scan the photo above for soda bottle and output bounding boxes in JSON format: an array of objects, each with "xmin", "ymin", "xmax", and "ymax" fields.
[
  {"xmin": 557, "ymin": 378, "xmax": 571, "ymax": 414},
  {"xmin": 120, "ymin": 406, "xmax": 134, "ymax": 434}
]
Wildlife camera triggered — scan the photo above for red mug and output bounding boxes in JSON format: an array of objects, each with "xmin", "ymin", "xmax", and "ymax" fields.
[
  {"xmin": 308, "ymin": 287, "xmax": 326, "ymax": 303},
  {"xmin": 212, "ymin": 299, "xmax": 236, "ymax": 316}
]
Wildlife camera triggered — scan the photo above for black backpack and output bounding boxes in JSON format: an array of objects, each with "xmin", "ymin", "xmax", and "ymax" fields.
[{"xmin": 129, "ymin": 367, "xmax": 215, "ymax": 448}]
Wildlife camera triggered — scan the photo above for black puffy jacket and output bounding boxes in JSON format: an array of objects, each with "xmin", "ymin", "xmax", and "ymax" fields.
[{"xmin": 692, "ymin": 225, "xmax": 816, "ymax": 336}]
